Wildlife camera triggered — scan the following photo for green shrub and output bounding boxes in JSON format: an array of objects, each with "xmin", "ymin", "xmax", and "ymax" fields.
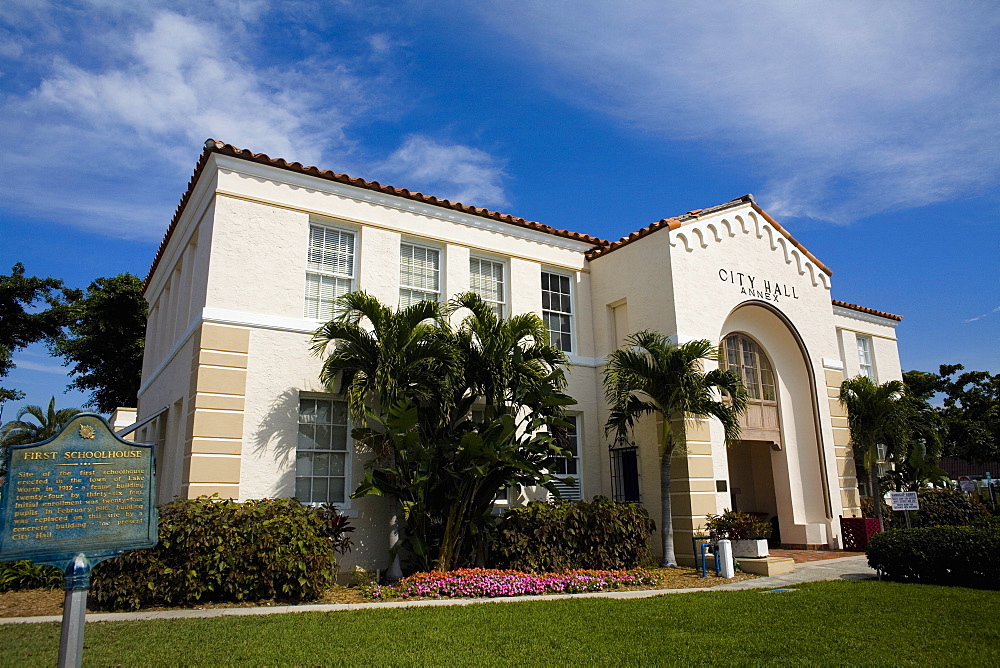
[
  {"xmin": 0, "ymin": 560, "xmax": 62, "ymax": 592},
  {"xmin": 493, "ymin": 497, "xmax": 654, "ymax": 572},
  {"xmin": 900, "ymin": 489, "xmax": 990, "ymax": 527},
  {"xmin": 866, "ymin": 525, "xmax": 1000, "ymax": 587},
  {"xmin": 90, "ymin": 497, "xmax": 353, "ymax": 611},
  {"xmin": 704, "ymin": 510, "xmax": 772, "ymax": 540}
]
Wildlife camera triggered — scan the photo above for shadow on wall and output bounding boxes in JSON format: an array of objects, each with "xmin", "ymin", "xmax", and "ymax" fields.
[{"xmin": 251, "ymin": 388, "xmax": 300, "ymax": 496}]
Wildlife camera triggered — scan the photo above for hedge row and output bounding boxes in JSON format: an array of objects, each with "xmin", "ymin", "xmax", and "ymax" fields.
[
  {"xmin": 863, "ymin": 489, "xmax": 991, "ymax": 530},
  {"xmin": 89, "ymin": 497, "xmax": 352, "ymax": 611},
  {"xmin": 866, "ymin": 524, "xmax": 1000, "ymax": 588},
  {"xmin": 494, "ymin": 497, "xmax": 654, "ymax": 572}
]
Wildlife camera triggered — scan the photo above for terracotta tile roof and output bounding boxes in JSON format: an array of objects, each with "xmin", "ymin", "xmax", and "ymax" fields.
[
  {"xmin": 831, "ymin": 299, "xmax": 903, "ymax": 321},
  {"xmin": 586, "ymin": 195, "xmax": 834, "ymax": 276},
  {"xmin": 144, "ymin": 140, "xmax": 609, "ymax": 289}
]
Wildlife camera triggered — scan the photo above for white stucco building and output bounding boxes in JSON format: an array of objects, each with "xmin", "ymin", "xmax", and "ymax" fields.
[{"xmin": 135, "ymin": 140, "xmax": 903, "ymax": 568}]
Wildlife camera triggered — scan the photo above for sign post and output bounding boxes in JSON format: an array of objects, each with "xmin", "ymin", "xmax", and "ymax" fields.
[
  {"xmin": 889, "ymin": 491, "xmax": 919, "ymax": 529},
  {"xmin": 0, "ymin": 414, "xmax": 157, "ymax": 668}
]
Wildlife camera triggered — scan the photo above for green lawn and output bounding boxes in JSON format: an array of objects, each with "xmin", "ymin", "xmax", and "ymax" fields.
[{"xmin": 1, "ymin": 580, "xmax": 994, "ymax": 666}]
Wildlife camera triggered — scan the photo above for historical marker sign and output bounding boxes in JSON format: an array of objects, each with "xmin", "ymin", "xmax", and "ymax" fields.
[
  {"xmin": 0, "ymin": 413, "xmax": 157, "ymax": 667},
  {"xmin": 0, "ymin": 413, "xmax": 157, "ymax": 566}
]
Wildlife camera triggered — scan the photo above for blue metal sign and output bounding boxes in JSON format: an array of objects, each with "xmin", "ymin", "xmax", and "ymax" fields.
[{"xmin": 0, "ymin": 413, "xmax": 157, "ymax": 570}]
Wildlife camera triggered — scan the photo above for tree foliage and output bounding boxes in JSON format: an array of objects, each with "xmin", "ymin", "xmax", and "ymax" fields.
[
  {"xmin": 0, "ymin": 263, "xmax": 68, "ymax": 402},
  {"xmin": 50, "ymin": 274, "xmax": 148, "ymax": 413},
  {"xmin": 839, "ymin": 376, "xmax": 927, "ymax": 523},
  {"xmin": 904, "ymin": 365, "xmax": 1000, "ymax": 465},
  {"xmin": 312, "ymin": 292, "xmax": 574, "ymax": 572},
  {"xmin": 0, "ymin": 397, "xmax": 82, "ymax": 474},
  {"xmin": 603, "ymin": 332, "xmax": 747, "ymax": 567}
]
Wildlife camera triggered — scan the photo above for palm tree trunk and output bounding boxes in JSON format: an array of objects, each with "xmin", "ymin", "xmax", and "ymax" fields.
[
  {"xmin": 660, "ymin": 453, "xmax": 677, "ymax": 567},
  {"xmin": 386, "ymin": 499, "xmax": 403, "ymax": 581},
  {"xmin": 868, "ymin": 460, "xmax": 884, "ymax": 528}
]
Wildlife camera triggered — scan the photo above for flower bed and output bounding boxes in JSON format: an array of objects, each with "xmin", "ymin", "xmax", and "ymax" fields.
[{"xmin": 359, "ymin": 568, "xmax": 660, "ymax": 600}]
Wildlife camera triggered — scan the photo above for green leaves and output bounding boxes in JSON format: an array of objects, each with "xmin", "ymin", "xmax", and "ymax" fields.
[
  {"xmin": 50, "ymin": 273, "xmax": 147, "ymax": 413},
  {"xmin": 90, "ymin": 497, "xmax": 353, "ymax": 611},
  {"xmin": 312, "ymin": 291, "xmax": 576, "ymax": 572},
  {"xmin": 495, "ymin": 498, "xmax": 656, "ymax": 572}
]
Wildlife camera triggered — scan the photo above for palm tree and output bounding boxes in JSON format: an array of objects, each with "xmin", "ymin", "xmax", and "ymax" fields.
[
  {"xmin": 604, "ymin": 332, "xmax": 747, "ymax": 567},
  {"xmin": 313, "ymin": 292, "xmax": 573, "ymax": 572},
  {"xmin": 1, "ymin": 397, "xmax": 82, "ymax": 474},
  {"xmin": 839, "ymin": 376, "xmax": 910, "ymax": 525},
  {"xmin": 310, "ymin": 291, "xmax": 457, "ymax": 577},
  {"xmin": 450, "ymin": 292, "xmax": 570, "ymax": 421},
  {"xmin": 311, "ymin": 291, "xmax": 457, "ymax": 441}
]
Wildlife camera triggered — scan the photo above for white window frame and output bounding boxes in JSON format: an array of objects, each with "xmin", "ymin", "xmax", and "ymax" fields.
[
  {"xmin": 469, "ymin": 255, "xmax": 507, "ymax": 317},
  {"xmin": 541, "ymin": 270, "xmax": 574, "ymax": 353},
  {"xmin": 550, "ymin": 415, "xmax": 583, "ymax": 501},
  {"xmin": 856, "ymin": 334, "xmax": 876, "ymax": 381},
  {"xmin": 399, "ymin": 241, "xmax": 442, "ymax": 306},
  {"xmin": 295, "ymin": 394, "xmax": 353, "ymax": 508},
  {"xmin": 304, "ymin": 223, "xmax": 356, "ymax": 321}
]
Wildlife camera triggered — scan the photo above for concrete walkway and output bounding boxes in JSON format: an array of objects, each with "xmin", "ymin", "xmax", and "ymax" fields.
[{"xmin": 0, "ymin": 555, "xmax": 876, "ymax": 626}]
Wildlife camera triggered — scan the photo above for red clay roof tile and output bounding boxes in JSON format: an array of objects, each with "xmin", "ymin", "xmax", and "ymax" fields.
[
  {"xmin": 144, "ymin": 140, "xmax": 609, "ymax": 289},
  {"xmin": 831, "ymin": 299, "xmax": 903, "ymax": 321}
]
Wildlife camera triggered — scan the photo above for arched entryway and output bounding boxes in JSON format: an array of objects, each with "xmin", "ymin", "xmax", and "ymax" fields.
[{"xmin": 720, "ymin": 301, "xmax": 832, "ymax": 548}]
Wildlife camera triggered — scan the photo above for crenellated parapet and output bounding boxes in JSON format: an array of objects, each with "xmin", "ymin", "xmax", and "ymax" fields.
[{"xmin": 669, "ymin": 206, "xmax": 832, "ymax": 290}]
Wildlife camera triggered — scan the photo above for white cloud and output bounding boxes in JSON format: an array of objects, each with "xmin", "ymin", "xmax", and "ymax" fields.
[
  {"xmin": 0, "ymin": 7, "xmax": 379, "ymax": 240},
  {"xmin": 12, "ymin": 360, "xmax": 67, "ymax": 375},
  {"xmin": 461, "ymin": 0, "xmax": 1000, "ymax": 223},
  {"xmin": 376, "ymin": 135, "xmax": 509, "ymax": 209},
  {"xmin": 964, "ymin": 306, "xmax": 1000, "ymax": 324}
]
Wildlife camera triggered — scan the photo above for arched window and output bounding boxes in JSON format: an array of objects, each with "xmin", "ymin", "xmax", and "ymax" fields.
[{"xmin": 722, "ymin": 334, "xmax": 781, "ymax": 445}]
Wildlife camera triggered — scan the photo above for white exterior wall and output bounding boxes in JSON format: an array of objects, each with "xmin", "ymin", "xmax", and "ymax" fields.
[{"xmin": 833, "ymin": 308, "xmax": 902, "ymax": 383}]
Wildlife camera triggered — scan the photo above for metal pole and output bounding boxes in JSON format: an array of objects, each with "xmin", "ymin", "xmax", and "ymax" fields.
[
  {"xmin": 58, "ymin": 588, "xmax": 88, "ymax": 668},
  {"xmin": 904, "ymin": 509, "xmax": 911, "ymax": 530},
  {"xmin": 57, "ymin": 554, "xmax": 91, "ymax": 668}
]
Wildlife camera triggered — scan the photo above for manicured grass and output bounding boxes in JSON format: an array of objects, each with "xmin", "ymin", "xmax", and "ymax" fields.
[{"xmin": 0, "ymin": 579, "xmax": 994, "ymax": 666}]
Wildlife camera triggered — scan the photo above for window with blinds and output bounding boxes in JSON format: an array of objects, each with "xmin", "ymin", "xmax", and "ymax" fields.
[
  {"xmin": 304, "ymin": 225, "xmax": 355, "ymax": 320},
  {"xmin": 541, "ymin": 271, "xmax": 573, "ymax": 352},
  {"xmin": 551, "ymin": 415, "xmax": 582, "ymax": 500},
  {"xmin": 470, "ymin": 257, "xmax": 505, "ymax": 316},
  {"xmin": 400, "ymin": 243, "xmax": 440, "ymax": 306}
]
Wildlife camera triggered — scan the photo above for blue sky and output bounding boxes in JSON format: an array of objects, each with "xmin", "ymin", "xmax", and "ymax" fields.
[{"xmin": 1, "ymin": 0, "xmax": 998, "ymax": 418}]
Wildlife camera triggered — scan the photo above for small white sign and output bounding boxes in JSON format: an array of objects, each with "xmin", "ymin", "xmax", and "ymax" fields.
[{"xmin": 889, "ymin": 491, "xmax": 919, "ymax": 511}]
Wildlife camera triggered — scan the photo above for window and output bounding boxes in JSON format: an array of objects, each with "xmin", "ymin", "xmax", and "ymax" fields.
[
  {"xmin": 400, "ymin": 243, "xmax": 440, "ymax": 306},
  {"xmin": 551, "ymin": 415, "xmax": 582, "ymax": 500},
  {"xmin": 722, "ymin": 333, "xmax": 781, "ymax": 445},
  {"xmin": 296, "ymin": 397, "xmax": 350, "ymax": 505},
  {"xmin": 724, "ymin": 334, "xmax": 776, "ymax": 401},
  {"xmin": 609, "ymin": 444, "xmax": 641, "ymax": 503},
  {"xmin": 541, "ymin": 271, "xmax": 573, "ymax": 352},
  {"xmin": 856, "ymin": 335, "xmax": 875, "ymax": 380},
  {"xmin": 470, "ymin": 257, "xmax": 505, "ymax": 316},
  {"xmin": 304, "ymin": 225, "xmax": 355, "ymax": 320}
]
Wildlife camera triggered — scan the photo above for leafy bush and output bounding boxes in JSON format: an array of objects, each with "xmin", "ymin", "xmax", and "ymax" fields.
[
  {"xmin": 0, "ymin": 560, "xmax": 62, "ymax": 592},
  {"xmin": 704, "ymin": 510, "xmax": 772, "ymax": 540},
  {"xmin": 90, "ymin": 497, "xmax": 352, "ymax": 611},
  {"xmin": 493, "ymin": 497, "xmax": 654, "ymax": 572},
  {"xmin": 901, "ymin": 489, "xmax": 990, "ymax": 527},
  {"xmin": 360, "ymin": 567, "xmax": 660, "ymax": 599},
  {"xmin": 866, "ymin": 525, "xmax": 1000, "ymax": 587}
]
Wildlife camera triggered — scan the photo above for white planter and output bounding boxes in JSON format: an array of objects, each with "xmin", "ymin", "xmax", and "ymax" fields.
[{"xmin": 731, "ymin": 539, "xmax": 769, "ymax": 558}]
